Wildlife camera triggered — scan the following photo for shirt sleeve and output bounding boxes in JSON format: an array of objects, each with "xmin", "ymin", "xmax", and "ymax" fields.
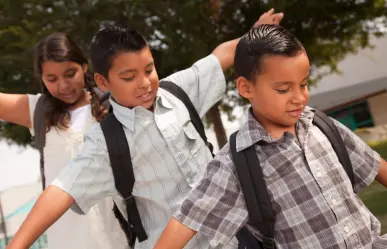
[
  {"xmin": 27, "ymin": 93, "xmax": 42, "ymax": 136},
  {"xmin": 162, "ymin": 54, "xmax": 226, "ymax": 118},
  {"xmin": 332, "ymin": 118, "xmax": 381, "ymax": 193},
  {"xmin": 51, "ymin": 123, "xmax": 119, "ymax": 214},
  {"xmin": 174, "ymin": 144, "xmax": 248, "ymax": 247}
]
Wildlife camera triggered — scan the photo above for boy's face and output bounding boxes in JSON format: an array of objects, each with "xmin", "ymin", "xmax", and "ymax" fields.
[
  {"xmin": 237, "ymin": 52, "xmax": 310, "ymax": 130},
  {"xmin": 95, "ymin": 47, "xmax": 159, "ymax": 109}
]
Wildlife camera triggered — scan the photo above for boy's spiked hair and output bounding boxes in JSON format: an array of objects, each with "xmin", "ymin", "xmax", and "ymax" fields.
[
  {"xmin": 235, "ymin": 24, "xmax": 304, "ymax": 81},
  {"xmin": 90, "ymin": 25, "xmax": 148, "ymax": 78}
]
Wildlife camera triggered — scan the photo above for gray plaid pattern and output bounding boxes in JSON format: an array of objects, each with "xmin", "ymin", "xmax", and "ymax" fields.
[{"xmin": 175, "ymin": 107, "xmax": 386, "ymax": 249}]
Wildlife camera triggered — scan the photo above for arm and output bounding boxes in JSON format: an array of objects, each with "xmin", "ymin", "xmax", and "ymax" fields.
[
  {"xmin": 154, "ymin": 145, "xmax": 248, "ymax": 248},
  {"xmin": 333, "ymin": 119, "xmax": 382, "ymax": 192},
  {"xmin": 376, "ymin": 159, "xmax": 387, "ymax": 187},
  {"xmin": 0, "ymin": 93, "xmax": 31, "ymax": 128},
  {"xmin": 8, "ymin": 124, "xmax": 118, "ymax": 248},
  {"xmin": 162, "ymin": 9, "xmax": 283, "ymax": 117},
  {"xmin": 212, "ymin": 8, "xmax": 284, "ymax": 71},
  {"xmin": 154, "ymin": 218, "xmax": 197, "ymax": 249},
  {"xmin": 7, "ymin": 186, "xmax": 74, "ymax": 249}
]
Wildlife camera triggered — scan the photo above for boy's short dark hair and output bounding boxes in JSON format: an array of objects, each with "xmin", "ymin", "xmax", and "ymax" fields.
[
  {"xmin": 90, "ymin": 25, "xmax": 148, "ymax": 78},
  {"xmin": 235, "ymin": 24, "xmax": 304, "ymax": 81}
]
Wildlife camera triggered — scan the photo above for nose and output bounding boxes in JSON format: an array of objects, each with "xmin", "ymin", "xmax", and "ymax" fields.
[
  {"xmin": 58, "ymin": 78, "xmax": 71, "ymax": 92},
  {"xmin": 290, "ymin": 88, "xmax": 305, "ymax": 105},
  {"xmin": 139, "ymin": 76, "xmax": 151, "ymax": 90}
]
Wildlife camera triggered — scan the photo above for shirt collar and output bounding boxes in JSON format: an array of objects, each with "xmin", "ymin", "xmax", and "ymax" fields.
[
  {"xmin": 236, "ymin": 106, "xmax": 315, "ymax": 152},
  {"xmin": 109, "ymin": 97, "xmax": 136, "ymax": 132},
  {"xmin": 109, "ymin": 89, "xmax": 175, "ymax": 131},
  {"xmin": 156, "ymin": 89, "xmax": 174, "ymax": 109}
]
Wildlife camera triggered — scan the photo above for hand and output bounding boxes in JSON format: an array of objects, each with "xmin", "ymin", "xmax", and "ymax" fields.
[{"xmin": 253, "ymin": 8, "xmax": 284, "ymax": 27}]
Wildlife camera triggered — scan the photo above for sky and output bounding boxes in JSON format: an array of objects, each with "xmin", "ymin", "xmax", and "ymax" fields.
[{"xmin": 0, "ymin": 140, "xmax": 40, "ymax": 192}]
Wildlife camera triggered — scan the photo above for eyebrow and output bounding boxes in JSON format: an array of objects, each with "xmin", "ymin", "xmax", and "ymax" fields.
[
  {"xmin": 118, "ymin": 62, "xmax": 154, "ymax": 75},
  {"xmin": 119, "ymin": 69, "xmax": 136, "ymax": 75},
  {"xmin": 45, "ymin": 67, "xmax": 78, "ymax": 78},
  {"xmin": 64, "ymin": 67, "xmax": 77, "ymax": 74},
  {"xmin": 273, "ymin": 74, "xmax": 310, "ymax": 87}
]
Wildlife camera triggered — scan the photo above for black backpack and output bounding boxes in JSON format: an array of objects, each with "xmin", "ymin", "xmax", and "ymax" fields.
[
  {"xmin": 33, "ymin": 81, "xmax": 214, "ymax": 247},
  {"xmin": 98, "ymin": 81, "xmax": 214, "ymax": 247},
  {"xmin": 229, "ymin": 110, "xmax": 355, "ymax": 249}
]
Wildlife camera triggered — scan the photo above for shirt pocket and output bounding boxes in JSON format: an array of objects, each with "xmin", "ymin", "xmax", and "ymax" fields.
[
  {"xmin": 175, "ymin": 121, "xmax": 209, "ymax": 186},
  {"xmin": 181, "ymin": 122, "xmax": 201, "ymax": 155}
]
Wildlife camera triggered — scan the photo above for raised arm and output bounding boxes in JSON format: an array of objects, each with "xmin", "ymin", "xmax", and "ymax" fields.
[
  {"xmin": 7, "ymin": 186, "xmax": 74, "ymax": 249},
  {"xmin": 0, "ymin": 93, "xmax": 31, "ymax": 128},
  {"xmin": 212, "ymin": 8, "xmax": 284, "ymax": 71}
]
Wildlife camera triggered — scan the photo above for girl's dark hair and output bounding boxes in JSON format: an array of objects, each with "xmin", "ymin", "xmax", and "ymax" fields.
[{"xmin": 34, "ymin": 33, "xmax": 105, "ymax": 131}]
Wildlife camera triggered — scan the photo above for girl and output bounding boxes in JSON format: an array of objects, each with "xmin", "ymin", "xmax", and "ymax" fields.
[{"xmin": 0, "ymin": 33, "xmax": 127, "ymax": 249}]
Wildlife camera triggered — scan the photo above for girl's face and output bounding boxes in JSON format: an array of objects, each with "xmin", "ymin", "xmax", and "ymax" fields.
[{"xmin": 41, "ymin": 61, "xmax": 87, "ymax": 105}]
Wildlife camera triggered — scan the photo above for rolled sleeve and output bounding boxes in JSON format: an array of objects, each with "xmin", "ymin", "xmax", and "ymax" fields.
[
  {"xmin": 332, "ymin": 119, "xmax": 381, "ymax": 193},
  {"xmin": 174, "ymin": 144, "xmax": 248, "ymax": 247},
  {"xmin": 51, "ymin": 123, "xmax": 118, "ymax": 214},
  {"xmin": 163, "ymin": 54, "xmax": 226, "ymax": 117}
]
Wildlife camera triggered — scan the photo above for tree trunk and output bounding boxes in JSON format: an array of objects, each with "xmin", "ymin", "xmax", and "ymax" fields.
[{"xmin": 206, "ymin": 103, "xmax": 228, "ymax": 149}]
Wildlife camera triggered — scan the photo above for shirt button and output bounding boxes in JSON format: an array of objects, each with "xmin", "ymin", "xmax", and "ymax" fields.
[
  {"xmin": 331, "ymin": 197, "xmax": 337, "ymax": 205},
  {"xmin": 344, "ymin": 225, "xmax": 350, "ymax": 233},
  {"xmin": 316, "ymin": 171, "xmax": 322, "ymax": 178}
]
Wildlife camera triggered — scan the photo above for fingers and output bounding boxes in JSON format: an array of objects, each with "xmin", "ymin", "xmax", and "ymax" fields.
[
  {"xmin": 272, "ymin": 12, "xmax": 284, "ymax": 24},
  {"xmin": 266, "ymin": 8, "xmax": 275, "ymax": 15},
  {"xmin": 253, "ymin": 8, "xmax": 284, "ymax": 28}
]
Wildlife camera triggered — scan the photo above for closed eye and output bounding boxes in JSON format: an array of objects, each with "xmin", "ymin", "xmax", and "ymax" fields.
[
  {"xmin": 65, "ymin": 71, "xmax": 76, "ymax": 78},
  {"xmin": 121, "ymin": 76, "xmax": 135, "ymax": 82},
  {"xmin": 276, "ymin": 89, "xmax": 289, "ymax": 94}
]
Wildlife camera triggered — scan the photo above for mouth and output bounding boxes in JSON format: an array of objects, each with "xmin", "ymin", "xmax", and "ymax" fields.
[
  {"xmin": 60, "ymin": 91, "xmax": 75, "ymax": 99},
  {"xmin": 287, "ymin": 108, "xmax": 303, "ymax": 118},
  {"xmin": 137, "ymin": 91, "xmax": 153, "ymax": 102}
]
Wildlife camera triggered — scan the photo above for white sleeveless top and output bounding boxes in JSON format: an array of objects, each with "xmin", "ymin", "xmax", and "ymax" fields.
[{"xmin": 28, "ymin": 94, "xmax": 128, "ymax": 249}]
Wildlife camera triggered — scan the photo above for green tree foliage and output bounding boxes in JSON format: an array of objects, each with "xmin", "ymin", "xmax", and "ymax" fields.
[{"xmin": 0, "ymin": 0, "xmax": 386, "ymax": 147}]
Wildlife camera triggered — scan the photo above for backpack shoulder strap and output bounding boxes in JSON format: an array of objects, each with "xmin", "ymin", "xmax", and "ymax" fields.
[
  {"xmin": 100, "ymin": 113, "xmax": 148, "ymax": 246},
  {"xmin": 33, "ymin": 95, "xmax": 48, "ymax": 190},
  {"xmin": 33, "ymin": 95, "xmax": 47, "ymax": 149},
  {"xmin": 230, "ymin": 132, "xmax": 275, "ymax": 249},
  {"xmin": 159, "ymin": 81, "xmax": 214, "ymax": 156},
  {"xmin": 312, "ymin": 110, "xmax": 355, "ymax": 187}
]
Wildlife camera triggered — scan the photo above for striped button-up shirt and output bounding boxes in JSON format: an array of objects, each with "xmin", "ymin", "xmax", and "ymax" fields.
[
  {"xmin": 52, "ymin": 54, "xmax": 230, "ymax": 249},
  {"xmin": 175, "ymin": 107, "xmax": 386, "ymax": 249}
]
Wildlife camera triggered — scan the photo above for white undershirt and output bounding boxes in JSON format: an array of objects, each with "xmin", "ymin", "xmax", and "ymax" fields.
[{"xmin": 69, "ymin": 104, "xmax": 91, "ymax": 132}]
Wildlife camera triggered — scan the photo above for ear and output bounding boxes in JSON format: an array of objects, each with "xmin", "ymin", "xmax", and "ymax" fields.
[
  {"xmin": 82, "ymin": 64, "xmax": 88, "ymax": 73},
  {"xmin": 237, "ymin": 76, "xmax": 254, "ymax": 99},
  {"xmin": 94, "ymin": 73, "xmax": 109, "ymax": 92}
]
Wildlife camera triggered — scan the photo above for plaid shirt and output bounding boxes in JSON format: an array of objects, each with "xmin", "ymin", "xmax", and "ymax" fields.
[{"xmin": 175, "ymin": 107, "xmax": 386, "ymax": 249}]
